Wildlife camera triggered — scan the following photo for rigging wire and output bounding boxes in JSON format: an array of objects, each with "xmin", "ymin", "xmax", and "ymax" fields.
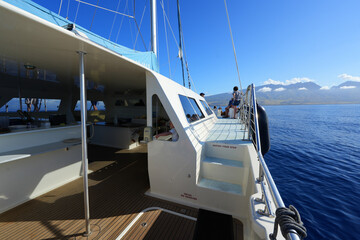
[
  {"xmin": 180, "ymin": 24, "xmax": 192, "ymax": 89},
  {"xmin": 179, "ymin": 23, "xmax": 191, "ymax": 89},
  {"xmin": 133, "ymin": 0, "xmax": 149, "ymax": 51},
  {"xmin": 75, "ymin": 0, "xmax": 134, "ymax": 19},
  {"xmin": 166, "ymin": 0, "xmax": 179, "ymax": 80},
  {"xmin": 66, "ymin": 0, "xmax": 70, "ymax": 19},
  {"xmin": 148, "ymin": 39, "xmax": 151, "ymax": 52},
  {"xmin": 172, "ymin": 55, "xmax": 178, "ymax": 80},
  {"xmin": 159, "ymin": 0, "xmax": 192, "ymax": 87},
  {"xmin": 183, "ymin": 47, "xmax": 192, "ymax": 89},
  {"xmin": 133, "ymin": 19, "xmax": 147, "ymax": 50},
  {"xmin": 115, "ymin": 0, "xmax": 129, "ymax": 43},
  {"xmin": 185, "ymin": 60, "xmax": 191, "ymax": 89},
  {"xmin": 161, "ymin": 0, "xmax": 172, "ymax": 78},
  {"xmin": 70, "ymin": 0, "xmax": 191, "ymax": 87},
  {"xmin": 159, "ymin": 1, "xmax": 180, "ymax": 49},
  {"xmin": 58, "ymin": 0, "xmax": 63, "ymax": 15},
  {"xmin": 127, "ymin": 2, "xmax": 134, "ymax": 47},
  {"xmin": 187, "ymin": 71, "xmax": 198, "ymax": 93},
  {"xmin": 74, "ymin": 0, "xmax": 81, "ymax": 23},
  {"xmin": 133, "ymin": 0, "xmax": 135, "ymax": 15},
  {"xmin": 177, "ymin": 0, "xmax": 192, "ymax": 89},
  {"xmin": 89, "ymin": 0, "xmax": 100, "ymax": 31},
  {"xmin": 223, "ymin": 0, "xmax": 243, "ymax": 92},
  {"xmin": 109, "ymin": 0, "xmax": 122, "ymax": 40}
]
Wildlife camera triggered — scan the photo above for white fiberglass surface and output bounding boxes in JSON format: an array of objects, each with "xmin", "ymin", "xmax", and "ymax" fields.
[
  {"xmin": 206, "ymin": 119, "xmax": 249, "ymax": 142},
  {"xmin": 198, "ymin": 178, "xmax": 242, "ymax": 195}
]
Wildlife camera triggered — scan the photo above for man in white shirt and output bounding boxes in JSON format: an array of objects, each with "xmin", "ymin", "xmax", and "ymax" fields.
[{"xmin": 155, "ymin": 121, "xmax": 178, "ymax": 141}]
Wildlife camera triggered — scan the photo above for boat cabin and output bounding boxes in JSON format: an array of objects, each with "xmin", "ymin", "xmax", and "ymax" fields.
[{"xmin": 0, "ymin": 1, "xmax": 300, "ymax": 240}]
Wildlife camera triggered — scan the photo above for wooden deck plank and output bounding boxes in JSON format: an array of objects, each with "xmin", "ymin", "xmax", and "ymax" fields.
[
  {"xmin": 141, "ymin": 210, "xmax": 169, "ymax": 240},
  {"xmin": 0, "ymin": 144, "xmax": 243, "ymax": 240},
  {"xmin": 98, "ymin": 199, "xmax": 149, "ymax": 240},
  {"xmin": 123, "ymin": 210, "xmax": 160, "ymax": 240},
  {"xmin": 146, "ymin": 212, "xmax": 173, "ymax": 240}
]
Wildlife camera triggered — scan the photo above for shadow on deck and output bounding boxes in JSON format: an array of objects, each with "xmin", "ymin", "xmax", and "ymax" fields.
[{"xmin": 0, "ymin": 144, "xmax": 243, "ymax": 240}]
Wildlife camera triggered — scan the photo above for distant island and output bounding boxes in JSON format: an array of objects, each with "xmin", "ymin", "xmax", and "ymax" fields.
[{"xmin": 206, "ymin": 81, "xmax": 360, "ymax": 106}]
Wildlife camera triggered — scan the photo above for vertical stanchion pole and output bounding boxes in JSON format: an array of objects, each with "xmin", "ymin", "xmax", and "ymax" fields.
[
  {"xmin": 247, "ymin": 86, "xmax": 253, "ymax": 141},
  {"xmin": 251, "ymin": 85, "xmax": 264, "ymax": 182},
  {"xmin": 150, "ymin": 0, "xmax": 157, "ymax": 57},
  {"xmin": 18, "ymin": 64, "xmax": 22, "ymax": 112},
  {"xmin": 78, "ymin": 51, "xmax": 91, "ymax": 236}
]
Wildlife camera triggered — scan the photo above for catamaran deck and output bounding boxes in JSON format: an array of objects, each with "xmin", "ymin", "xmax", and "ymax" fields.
[
  {"xmin": 207, "ymin": 119, "xmax": 249, "ymax": 144},
  {"xmin": 0, "ymin": 144, "xmax": 243, "ymax": 240}
]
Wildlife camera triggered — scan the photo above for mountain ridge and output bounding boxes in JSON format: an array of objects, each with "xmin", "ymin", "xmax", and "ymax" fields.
[{"xmin": 206, "ymin": 81, "xmax": 360, "ymax": 106}]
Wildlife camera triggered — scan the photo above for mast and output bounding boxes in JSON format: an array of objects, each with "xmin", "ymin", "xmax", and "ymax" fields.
[
  {"xmin": 177, "ymin": 0, "xmax": 185, "ymax": 87},
  {"xmin": 150, "ymin": 0, "xmax": 157, "ymax": 57}
]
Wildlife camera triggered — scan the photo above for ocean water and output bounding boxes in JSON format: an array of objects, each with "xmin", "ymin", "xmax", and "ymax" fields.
[{"xmin": 264, "ymin": 104, "xmax": 360, "ymax": 240}]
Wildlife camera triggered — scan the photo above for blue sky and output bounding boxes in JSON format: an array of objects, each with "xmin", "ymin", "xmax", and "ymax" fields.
[{"xmin": 32, "ymin": 0, "xmax": 360, "ymax": 95}]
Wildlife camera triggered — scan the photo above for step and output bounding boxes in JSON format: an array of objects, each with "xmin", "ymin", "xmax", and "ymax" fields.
[
  {"xmin": 197, "ymin": 178, "xmax": 242, "ymax": 195},
  {"xmin": 202, "ymin": 157, "xmax": 244, "ymax": 184},
  {"xmin": 203, "ymin": 157, "xmax": 243, "ymax": 168},
  {"xmin": 205, "ymin": 141, "xmax": 252, "ymax": 162}
]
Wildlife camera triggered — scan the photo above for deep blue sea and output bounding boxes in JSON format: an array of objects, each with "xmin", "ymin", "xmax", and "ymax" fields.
[{"xmin": 264, "ymin": 104, "xmax": 360, "ymax": 240}]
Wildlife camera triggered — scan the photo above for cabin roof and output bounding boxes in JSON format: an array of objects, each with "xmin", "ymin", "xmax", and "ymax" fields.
[
  {"xmin": 0, "ymin": 0, "xmax": 158, "ymax": 94},
  {"xmin": 1, "ymin": 0, "xmax": 158, "ymax": 73}
]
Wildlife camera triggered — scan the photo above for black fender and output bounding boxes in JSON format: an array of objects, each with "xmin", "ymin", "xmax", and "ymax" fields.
[{"xmin": 257, "ymin": 103, "xmax": 270, "ymax": 156}]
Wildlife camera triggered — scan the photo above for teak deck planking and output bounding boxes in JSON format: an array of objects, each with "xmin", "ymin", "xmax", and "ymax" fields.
[{"xmin": 0, "ymin": 144, "xmax": 243, "ymax": 239}]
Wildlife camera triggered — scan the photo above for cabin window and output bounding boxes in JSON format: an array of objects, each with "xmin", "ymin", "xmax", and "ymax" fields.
[
  {"xmin": 0, "ymin": 98, "xmax": 63, "ymax": 132},
  {"xmin": 200, "ymin": 100, "xmax": 213, "ymax": 116},
  {"xmin": 179, "ymin": 95, "xmax": 205, "ymax": 123},
  {"xmin": 0, "ymin": 98, "xmax": 61, "ymax": 112},
  {"xmin": 152, "ymin": 94, "xmax": 178, "ymax": 141},
  {"xmin": 74, "ymin": 100, "xmax": 105, "ymax": 111}
]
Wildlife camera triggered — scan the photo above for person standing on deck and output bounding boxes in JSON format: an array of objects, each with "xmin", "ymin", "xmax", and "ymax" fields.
[
  {"xmin": 223, "ymin": 99, "xmax": 233, "ymax": 118},
  {"xmin": 90, "ymin": 101, "xmax": 98, "ymax": 111},
  {"xmin": 231, "ymin": 86, "xmax": 241, "ymax": 118},
  {"xmin": 25, "ymin": 98, "xmax": 32, "ymax": 112}
]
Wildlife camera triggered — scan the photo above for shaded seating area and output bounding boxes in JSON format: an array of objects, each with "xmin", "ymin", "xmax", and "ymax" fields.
[{"xmin": 0, "ymin": 144, "xmax": 243, "ymax": 239}]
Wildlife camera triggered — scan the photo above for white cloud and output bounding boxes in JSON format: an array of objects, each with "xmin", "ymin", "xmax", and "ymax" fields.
[
  {"xmin": 258, "ymin": 87, "xmax": 272, "ymax": 92},
  {"xmin": 338, "ymin": 74, "xmax": 360, "ymax": 82},
  {"xmin": 286, "ymin": 77, "xmax": 313, "ymax": 85},
  {"xmin": 298, "ymin": 87, "xmax": 308, "ymax": 91},
  {"xmin": 340, "ymin": 86, "xmax": 356, "ymax": 89},
  {"xmin": 320, "ymin": 86, "xmax": 330, "ymax": 90},
  {"xmin": 274, "ymin": 87, "xmax": 286, "ymax": 92},
  {"xmin": 263, "ymin": 77, "xmax": 314, "ymax": 86},
  {"xmin": 263, "ymin": 79, "xmax": 283, "ymax": 85}
]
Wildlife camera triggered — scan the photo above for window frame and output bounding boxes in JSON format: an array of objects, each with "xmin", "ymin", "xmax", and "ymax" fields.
[
  {"xmin": 178, "ymin": 95, "xmax": 205, "ymax": 123},
  {"xmin": 200, "ymin": 100, "xmax": 213, "ymax": 116}
]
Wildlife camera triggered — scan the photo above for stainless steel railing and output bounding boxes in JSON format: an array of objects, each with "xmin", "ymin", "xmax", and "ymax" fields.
[{"xmin": 239, "ymin": 84, "xmax": 301, "ymax": 240}]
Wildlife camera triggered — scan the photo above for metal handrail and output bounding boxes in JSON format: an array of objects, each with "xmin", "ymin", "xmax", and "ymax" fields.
[{"xmin": 239, "ymin": 84, "xmax": 301, "ymax": 240}]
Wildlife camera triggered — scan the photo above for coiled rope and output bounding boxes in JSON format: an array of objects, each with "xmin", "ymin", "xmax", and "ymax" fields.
[{"xmin": 269, "ymin": 205, "xmax": 307, "ymax": 240}]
